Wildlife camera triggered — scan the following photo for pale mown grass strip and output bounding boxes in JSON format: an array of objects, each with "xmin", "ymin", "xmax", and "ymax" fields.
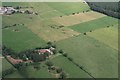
[
  {"xmin": 87, "ymin": 26, "xmax": 118, "ymax": 50},
  {"xmin": 52, "ymin": 11, "xmax": 106, "ymax": 26}
]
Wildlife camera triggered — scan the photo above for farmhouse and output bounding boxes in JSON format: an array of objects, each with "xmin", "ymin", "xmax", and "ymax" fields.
[
  {"xmin": 37, "ymin": 49, "xmax": 53, "ymax": 55},
  {"xmin": 0, "ymin": 7, "xmax": 7, "ymax": 14},
  {"xmin": 0, "ymin": 7, "xmax": 17, "ymax": 15}
]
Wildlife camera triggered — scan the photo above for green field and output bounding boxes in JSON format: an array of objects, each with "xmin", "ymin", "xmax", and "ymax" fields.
[
  {"xmin": 51, "ymin": 55, "xmax": 91, "ymax": 78},
  {"xmin": 56, "ymin": 35, "xmax": 118, "ymax": 78},
  {"xmin": 2, "ymin": 58, "xmax": 15, "ymax": 71},
  {"xmin": 70, "ymin": 16, "xmax": 118, "ymax": 33},
  {"xmin": 23, "ymin": 63, "xmax": 53, "ymax": 78},
  {"xmin": 88, "ymin": 26, "xmax": 118, "ymax": 50},
  {"xmin": 2, "ymin": 2, "xmax": 119, "ymax": 78},
  {"xmin": 2, "ymin": 58, "xmax": 23, "ymax": 78},
  {"xmin": 47, "ymin": 2, "xmax": 90, "ymax": 15},
  {"xmin": 3, "ymin": 25, "xmax": 46, "ymax": 52},
  {"xmin": 4, "ymin": 71, "xmax": 23, "ymax": 78}
]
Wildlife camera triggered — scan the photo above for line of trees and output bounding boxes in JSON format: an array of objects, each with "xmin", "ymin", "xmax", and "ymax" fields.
[
  {"xmin": 58, "ymin": 49, "xmax": 96, "ymax": 79},
  {"xmin": 2, "ymin": 68, "xmax": 16, "ymax": 78}
]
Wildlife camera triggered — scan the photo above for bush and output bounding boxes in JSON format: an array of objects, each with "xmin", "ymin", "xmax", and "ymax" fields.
[
  {"xmin": 72, "ymin": 13, "xmax": 75, "ymax": 15},
  {"xmin": 68, "ymin": 57, "xmax": 73, "ymax": 61},
  {"xmin": 53, "ymin": 50, "xmax": 57, "ymax": 54},
  {"xmin": 90, "ymin": 30, "xmax": 92, "ymax": 32},
  {"xmin": 63, "ymin": 53, "xmax": 68, "ymax": 57},
  {"xmin": 59, "ymin": 50, "xmax": 64, "ymax": 54},
  {"xmin": 83, "ymin": 33, "xmax": 87, "ymax": 35},
  {"xmin": 2, "ymin": 68, "xmax": 15, "ymax": 77},
  {"xmin": 59, "ymin": 72, "xmax": 67, "ymax": 79},
  {"xmin": 45, "ymin": 61, "xmax": 54, "ymax": 67},
  {"xmin": 56, "ymin": 68, "xmax": 62, "ymax": 73}
]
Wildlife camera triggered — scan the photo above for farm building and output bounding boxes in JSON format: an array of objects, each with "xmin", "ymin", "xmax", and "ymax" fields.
[
  {"xmin": 0, "ymin": 7, "xmax": 7, "ymax": 14},
  {"xmin": 0, "ymin": 7, "xmax": 17, "ymax": 15},
  {"xmin": 37, "ymin": 49, "xmax": 53, "ymax": 55}
]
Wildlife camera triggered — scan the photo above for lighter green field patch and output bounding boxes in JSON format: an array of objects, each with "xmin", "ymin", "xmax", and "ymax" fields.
[{"xmin": 88, "ymin": 26, "xmax": 118, "ymax": 50}]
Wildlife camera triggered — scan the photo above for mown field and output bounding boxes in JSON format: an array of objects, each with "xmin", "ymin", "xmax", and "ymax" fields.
[
  {"xmin": 2, "ymin": 2, "xmax": 119, "ymax": 78},
  {"xmin": 87, "ymin": 25, "xmax": 118, "ymax": 50},
  {"xmin": 51, "ymin": 55, "xmax": 91, "ymax": 78},
  {"xmin": 3, "ymin": 25, "xmax": 46, "ymax": 52},
  {"xmin": 56, "ymin": 34, "xmax": 118, "ymax": 78}
]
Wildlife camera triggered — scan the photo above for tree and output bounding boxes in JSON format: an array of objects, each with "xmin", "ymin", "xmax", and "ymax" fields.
[
  {"xmin": 15, "ymin": 6, "xmax": 21, "ymax": 9},
  {"xmin": 72, "ymin": 13, "xmax": 75, "ymax": 15},
  {"xmin": 47, "ymin": 41, "xmax": 52, "ymax": 46},
  {"xmin": 32, "ymin": 54, "xmax": 45, "ymax": 62},
  {"xmin": 83, "ymin": 33, "xmax": 86, "ymax": 35},
  {"xmin": 90, "ymin": 30, "xmax": 92, "ymax": 32},
  {"xmin": 2, "ymin": 68, "xmax": 15, "ymax": 78},
  {"xmin": 63, "ymin": 53, "xmax": 68, "ymax": 57},
  {"xmin": 56, "ymin": 68, "xmax": 62, "ymax": 73},
  {"xmin": 53, "ymin": 50, "xmax": 57, "ymax": 54},
  {"xmin": 14, "ymin": 62, "xmax": 29, "ymax": 78},
  {"xmin": 33, "ymin": 62, "xmax": 41, "ymax": 70},
  {"xmin": 45, "ymin": 61, "xmax": 54, "ymax": 67},
  {"xmin": 68, "ymin": 57, "xmax": 73, "ymax": 61},
  {"xmin": 44, "ymin": 52, "xmax": 50, "ymax": 57},
  {"xmin": 52, "ymin": 45, "xmax": 56, "ymax": 48},
  {"xmin": 59, "ymin": 50, "xmax": 64, "ymax": 54},
  {"xmin": 59, "ymin": 72, "xmax": 67, "ymax": 79}
]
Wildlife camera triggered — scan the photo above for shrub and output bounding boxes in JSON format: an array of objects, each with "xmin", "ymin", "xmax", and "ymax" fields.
[
  {"xmin": 68, "ymin": 57, "xmax": 73, "ymax": 61},
  {"xmin": 45, "ymin": 61, "xmax": 54, "ymax": 67},
  {"xmin": 63, "ymin": 53, "xmax": 68, "ymax": 57},
  {"xmin": 59, "ymin": 50, "xmax": 64, "ymax": 54},
  {"xmin": 83, "ymin": 33, "xmax": 87, "ymax": 35},
  {"xmin": 56, "ymin": 68, "xmax": 62, "ymax": 73}
]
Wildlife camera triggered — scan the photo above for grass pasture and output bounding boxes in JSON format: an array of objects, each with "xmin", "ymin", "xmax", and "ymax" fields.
[
  {"xmin": 56, "ymin": 35, "xmax": 118, "ymax": 78},
  {"xmin": 2, "ymin": 58, "xmax": 15, "ymax": 71},
  {"xmin": 25, "ymin": 63, "xmax": 53, "ymax": 78},
  {"xmin": 52, "ymin": 11, "xmax": 105, "ymax": 26},
  {"xmin": 4, "ymin": 71, "xmax": 24, "ymax": 78},
  {"xmin": 2, "ymin": 58, "xmax": 23, "ymax": 78},
  {"xmin": 2, "ymin": 2, "xmax": 119, "ymax": 78},
  {"xmin": 46, "ymin": 2, "xmax": 90, "ymax": 15},
  {"xmin": 88, "ymin": 26, "xmax": 118, "ymax": 50},
  {"xmin": 70, "ymin": 16, "xmax": 118, "ymax": 33},
  {"xmin": 3, "ymin": 25, "xmax": 46, "ymax": 52},
  {"xmin": 51, "ymin": 55, "xmax": 91, "ymax": 78},
  {"xmin": 28, "ymin": 3, "xmax": 65, "ymax": 19}
]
